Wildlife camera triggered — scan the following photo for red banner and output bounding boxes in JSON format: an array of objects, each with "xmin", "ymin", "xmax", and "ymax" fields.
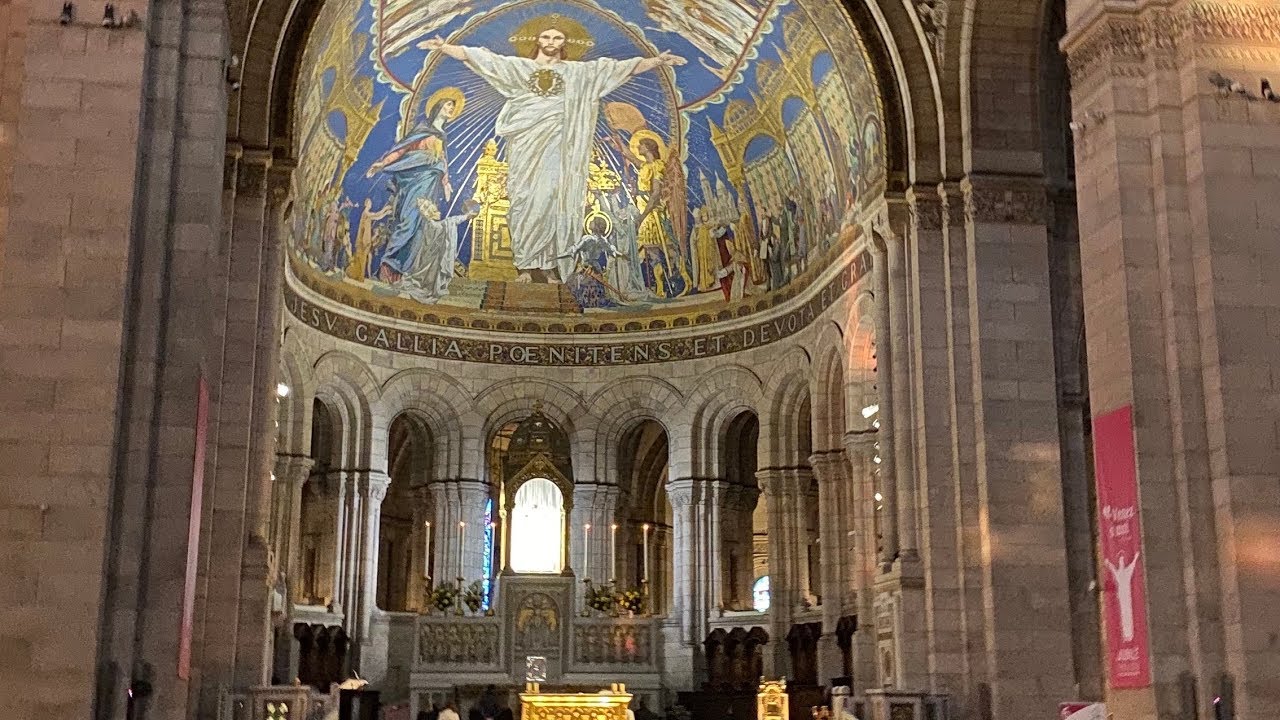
[
  {"xmin": 1093, "ymin": 405, "xmax": 1151, "ymax": 689},
  {"xmin": 178, "ymin": 377, "xmax": 209, "ymax": 680}
]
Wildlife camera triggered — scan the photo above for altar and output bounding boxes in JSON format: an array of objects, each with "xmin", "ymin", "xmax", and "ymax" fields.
[{"xmin": 408, "ymin": 575, "xmax": 664, "ymax": 718}]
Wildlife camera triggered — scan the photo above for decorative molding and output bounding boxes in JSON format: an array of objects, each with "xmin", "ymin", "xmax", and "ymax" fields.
[
  {"xmin": 284, "ymin": 251, "xmax": 873, "ymax": 365},
  {"xmin": 913, "ymin": 0, "xmax": 948, "ymax": 66},
  {"xmin": 906, "ymin": 189, "xmax": 944, "ymax": 232},
  {"xmin": 962, "ymin": 177, "xmax": 1048, "ymax": 226},
  {"xmin": 1064, "ymin": 2, "xmax": 1280, "ymax": 87}
]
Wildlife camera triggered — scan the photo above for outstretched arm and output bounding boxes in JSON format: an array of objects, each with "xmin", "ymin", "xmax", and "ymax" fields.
[
  {"xmin": 418, "ymin": 36, "xmax": 469, "ymax": 62},
  {"xmin": 631, "ymin": 50, "xmax": 687, "ymax": 76}
]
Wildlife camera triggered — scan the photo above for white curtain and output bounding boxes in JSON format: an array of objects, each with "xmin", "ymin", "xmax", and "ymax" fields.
[{"xmin": 510, "ymin": 477, "xmax": 564, "ymax": 574}]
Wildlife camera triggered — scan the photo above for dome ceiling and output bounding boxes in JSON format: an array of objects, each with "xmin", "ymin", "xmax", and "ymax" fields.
[{"xmin": 286, "ymin": 0, "xmax": 884, "ymax": 337}]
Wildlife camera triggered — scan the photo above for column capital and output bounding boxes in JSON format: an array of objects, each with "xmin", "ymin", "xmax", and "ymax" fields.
[
  {"xmin": 664, "ymin": 477, "xmax": 709, "ymax": 507},
  {"xmin": 904, "ymin": 186, "xmax": 945, "ymax": 233},
  {"xmin": 960, "ymin": 174, "xmax": 1048, "ymax": 226},
  {"xmin": 842, "ymin": 430, "xmax": 878, "ymax": 455},
  {"xmin": 274, "ymin": 454, "xmax": 314, "ymax": 485},
  {"xmin": 808, "ymin": 450, "xmax": 850, "ymax": 486}
]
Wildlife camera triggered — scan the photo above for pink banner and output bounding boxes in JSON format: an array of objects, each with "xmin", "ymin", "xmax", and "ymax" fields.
[
  {"xmin": 1092, "ymin": 405, "xmax": 1151, "ymax": 689},
  {"xmin": 178, "ymin": 377, "xmax": 209, "ymax": 680}
]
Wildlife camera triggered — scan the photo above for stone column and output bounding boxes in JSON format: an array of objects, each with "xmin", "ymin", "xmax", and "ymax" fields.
[
  {"xmin": 456, "ymin": 479, "xmax": 490, "ymax": 585},
  {"xmin": 867, "ymin": 236, "xmax": 898, "ymax": 567},
  {"xmin": 757, "ymin": 468, "xmax": 792, "ymax": 675},
  {"xmin": 884, "ymin": 197, "xmax": 919, "ymax": 562},
  {"xmin": 705, "ymin": 480, "xmax": 727, "ymax": 613},
  {"xmin": 328, "ymin": 470, "xmax": 351, "ymax": 617},
  {"xmin": 1061, "ymin": 6, "xmax": 1280, "ymax": 717},
  {"xmin": 843, "ymin": 432, "xmax": 878, "ymax": 692},
  {"xmin": 811, "ymin": 451, "xmax": 850, "ymax": 684},
  {"xmin": 663, "ymin": 478, "xmax": 706, "ymax": 687},
  {"xmin": 429, "ymin": 480, "xmax": 490, "ymax": 587},
  {"xmin": 272, "ymin": 455, "xmax": 315, "ymax": 602}
]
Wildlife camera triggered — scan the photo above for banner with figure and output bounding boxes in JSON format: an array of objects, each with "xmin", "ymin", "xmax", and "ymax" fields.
[{"xmin": 1093, "ymin": 405, "xmax": 1151, "ymax": 689}]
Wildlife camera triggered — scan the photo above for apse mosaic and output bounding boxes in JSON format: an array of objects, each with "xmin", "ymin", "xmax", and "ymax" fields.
[{"xmin": 287, "ymin": 0, "xmax": 884, "ymax": 329}]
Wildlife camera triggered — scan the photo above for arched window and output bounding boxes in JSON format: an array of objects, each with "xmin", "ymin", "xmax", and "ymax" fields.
[
  {"xmin": 753, "ymin": 575, "xmax": 771, "ymax": 612},
  {"xmin": 510, "ymin": 477, "xmax": 563, "ymax": 574}
]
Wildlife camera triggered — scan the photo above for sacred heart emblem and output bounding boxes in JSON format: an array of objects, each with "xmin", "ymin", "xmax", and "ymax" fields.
[{"xmin": 526, "ymin": 68, "xmax": 564, "ymax": 97}]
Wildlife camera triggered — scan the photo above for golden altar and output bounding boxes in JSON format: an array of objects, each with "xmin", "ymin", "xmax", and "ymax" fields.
[{"xmin": 518, "ymin": 682, "xmax": 633, "ymax": 720}]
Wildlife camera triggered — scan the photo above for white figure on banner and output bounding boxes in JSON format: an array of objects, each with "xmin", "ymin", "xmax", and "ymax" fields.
[{"xmin": 1104, "ymin": 551, "xmax": 1140, "ymax": 642}]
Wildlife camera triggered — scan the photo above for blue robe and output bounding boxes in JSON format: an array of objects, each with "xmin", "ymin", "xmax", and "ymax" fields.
[{"xmin": 377, "ymin": 124, "xmax": 449, "ymax": 278}]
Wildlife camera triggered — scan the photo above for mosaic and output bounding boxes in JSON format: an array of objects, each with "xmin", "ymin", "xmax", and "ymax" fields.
[{"xmin": 288, "ymin": 0, "xmax": 883, "ymax": 332}]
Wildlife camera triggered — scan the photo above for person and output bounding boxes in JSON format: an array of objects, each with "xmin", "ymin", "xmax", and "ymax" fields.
[
  {"xmin": 477, "ymin": 685, "xmax": 500, "ymax": 720},
  {"xmin": 438, "ymin": 701, "xmax": 460, "ymax": 720},
  {"xmin": 418, "ymin": 24, "xmax": 686, "ymax": 283},
  {"xmin": 394, "ymin": 198, "xmax": 479, "ymax": 303},
  {"xmin": 367, "ymin": 88, "xmax": 464, "ymax": 284},
  {"xmin": 600, "ymin": 188, "xmax": 648, "ymax": 300},
  {"xmin": 347, "ymin": 198, "xmax": 393, "ymax": 281},
  {"xmin": 561, "ymin": 213, "xmax": 622, "ymax": 308}
]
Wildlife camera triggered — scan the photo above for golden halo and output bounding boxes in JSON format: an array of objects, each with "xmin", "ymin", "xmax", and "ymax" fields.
[
  {"xmin": 509, "ymin": 14, "xmax": 595, "ymax": 61},
  {"xmin": 584, "ymin": 209, "xmax": 613, "ymax": 237},
  {"xmin": 424, "ymin": 86, "xmax": 466, "ymax": 120},
  {"xmin": 629, "ymin": 129, "xmax": 667, "ymax": 161}
]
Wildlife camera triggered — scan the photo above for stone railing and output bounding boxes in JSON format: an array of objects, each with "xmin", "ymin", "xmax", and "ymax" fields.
[
  {"xmin": 570, "ymin": 616, "xmax": 660, "ymax": 669},
  {"xmin": 218, "ymin": 685, "xmax": 335, "ymax": 720},
  {"xmin": 415, "ymin": 614, "xmax": 502, "ymax": 669}
]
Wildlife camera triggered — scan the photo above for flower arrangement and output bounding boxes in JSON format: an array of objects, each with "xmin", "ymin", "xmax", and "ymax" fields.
[
  {"xmin": 585, "ymin": 582, "xmax": 618, "ymax": 614},
  {"xmin": 429, "ymin": 582, "xmax": 459, "ymax": 613},
  {"xmin": 461, "ymin": 580, "xmax": 486, "ymax": 614},
  {"xmin": 617, "ymin": 588, "xmax": 644, "ymax": 615}
]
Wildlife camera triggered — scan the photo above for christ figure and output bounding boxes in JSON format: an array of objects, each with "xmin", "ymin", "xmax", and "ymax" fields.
[
  {"xmin": 419, "ymin": 26, "xmax": 685, "ymax": 283},
  {"xmin": 1104, "ymin": 551, "xmax": 1140, "ymax": 642}
]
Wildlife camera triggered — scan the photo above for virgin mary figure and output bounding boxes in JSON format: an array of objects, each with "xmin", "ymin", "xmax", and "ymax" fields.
[{"xmin": 366, "ymin": 86, "xmax": 465, "ymax": 283}]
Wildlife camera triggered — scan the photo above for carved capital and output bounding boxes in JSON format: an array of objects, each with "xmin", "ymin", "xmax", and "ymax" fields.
[
  {"xmin": 962, "ymin": 175, "xmax": 1047, "ymax": 226},
  {"xmin": 236, "ymin": 150, "xmax": 272, "ymax": 196},
  {"xmin": 1063, "ymin": 2, "xmax": 1280, "ymax": 88},
  {"xmin": 906, "ymin": 188, "xmax": 944, "ymax": 233},
  {"xmin": 808, "ymin": 450, "xmax": 850, "ymax": 487},
  {"xmin": 274, "ymin": 454, "xmax": 314, "ymax": 486}
]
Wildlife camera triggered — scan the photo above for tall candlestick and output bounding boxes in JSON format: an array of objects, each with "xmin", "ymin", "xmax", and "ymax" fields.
[
  {"xmin": 458, "ymin": 521, "xmax": 466, "ymax": 581},
  {"xmin": 610, "ymin": 523, "xmax": 618, "ymax": 583},
  {"xmin": 583, "ymin": 524, "xmax": 591, "ymax": 581},
  {"xmin": 642, "ymin": 523, "xmax": 651, "ymax": 582},
  {"xmin": 423, "ymin": 521, "xmax": 432, "ymax": 578}
]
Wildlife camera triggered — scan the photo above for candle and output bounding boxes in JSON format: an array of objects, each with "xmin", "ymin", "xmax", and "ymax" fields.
[
  {"xmin": 424, "ymin": 521, "xmax": 432, "ymax": 578},
  {"xmin": 610, "ymin": 523, "xmax": 618, "ymax": 583},
  {"xmin": 458, "ymin": 521, "xmax": 466, "ymax": 581},
  {"xmin": 642, "ymin": 523, "xmax": 651, "ymax": 582},
  {"xmin": 583, "ymin": 524, "xmax": 591, "ymax": 581}
]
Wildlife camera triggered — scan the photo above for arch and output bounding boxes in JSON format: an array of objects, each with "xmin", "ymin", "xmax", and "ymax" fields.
[
  {"xmin": 276, "ymin": 338, "xmax": 314, "ymax": 456},
  {"xmin": 760, "ymin": 347, "xmax": 814, "ymax": 468},
  {"xmin": 678, "ymin": 364, "xmax": 765, "ymax": 479},
  {"xmin": 811, "ymin": 321, "xmax": 848, "ymax": 452},
  {"xmin": 845, "ymin": 290, "xmax": 879, "ymax": 431},
  {"xmin": 378, "ymin": 368, "xmax": 479, "ymax": 479},
  {"xmin": 743, "ymin": 134, "xmax": 780, "ymax": 164},
  {"xmin": 586, "ymin": 376, "xmax": 683, "ymax": 485},
  {"xmin": 310, "ymin": 350, "xmax": 379, "ymax": 469},
  {"xmin": 781, "ymin": 96, "xmax": 810, "ymax": 129}
]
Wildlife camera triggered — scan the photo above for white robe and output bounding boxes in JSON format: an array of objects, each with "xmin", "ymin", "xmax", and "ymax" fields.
[{"xmin": 461, "ymin": 47, "xmax": 643, "ymax": 279}]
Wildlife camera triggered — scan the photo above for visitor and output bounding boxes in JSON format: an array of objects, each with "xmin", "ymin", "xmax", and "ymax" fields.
[
  {"xmin": 477, "ymin": 685, "xmax": 500, "ymax": 720},
  {"xmin": 438, "ymin": 702, "xmax": 460, "ymax": 720}
]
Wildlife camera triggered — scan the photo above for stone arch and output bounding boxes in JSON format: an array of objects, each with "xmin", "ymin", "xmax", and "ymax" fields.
[
  {"xmin": 760, "ymin": 348, "xmax": 814, "ymax": 468},
  {"xmin": 277, "ymin": 335, "xmax": 315, "ymax": 456},
  {"xmin": 586, "ymin": 377, "xmax": 683, "ymax": 485},
  {"xmin": 811, "ymin": 322, "xmax": 848, "ymax": 452},
  {"xmin": 378, "ymin": 368, "xmax": 479, "ymax": 479},
  {"xmin": 679, "ymin": 364, "xmax": 765, "ymax": 479},
  {"xmin": 960, "ymin": 0, "xmax": 1051, "ymax": 174},
  {"xmin": 845, "ymin": 290, "xmax": 879, "ymax": 432},
  {"xmin": 310, "ymin": 350, "xmax": 380, "ymax": 469},
  {"xmin": 476, "ymin": 378, "xmax": 589, "ymax": 478}
]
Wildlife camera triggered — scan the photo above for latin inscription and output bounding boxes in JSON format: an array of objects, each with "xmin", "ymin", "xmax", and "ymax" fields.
[{"xmin": 286, "ymin": 251, "xmax": 872, "ymax": 366}]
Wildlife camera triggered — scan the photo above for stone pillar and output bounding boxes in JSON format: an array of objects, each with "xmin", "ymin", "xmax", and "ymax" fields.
[
  {"xmin": 885, "ymin": 197, "xmax": 919, "ymax": 561},
  {"xmin": 354, "ymin": 471, "xmax": 390, "ymax": 681},
  {"xmin": 758, "ymin": 468, "xmax": 792, "ymax": 675},
  {"xmin": 843, "ymin": 432, "xmax": 879, "ymax": 692},
  {"xmin": 811, "ymin": 450, "xmax": 850, "ymax": 684},
  {"xmin": 273, "ymin": 455, "xmax": 315, "ymax": 602},
  {"xmin": 663, "ymin": 478, "xmax": 705, "ymax": 687},
  {"xmin": 429, "ymin": 480, "xmax": 490, "ymax": 587},
  {"xmin": 906, "ymin": 187, "xmax": 965, "ymax": 696},
  {"xmin": 409, "ymin": 486, "xmax": 432, "ymax": 610},
  {"xmin": 1061, "ymin": 6, "xmax": 1280, "ymax": 717},
  {"xmin": 705, "ymin": 480, "xmax": 727, "ymax": 613},
  {"xmin": 867, "ymin": 236, "xmax": 899, "ymax": 567},
  {"xmin": 957, "ymin": 173, "xmax": 1075, "ymax": 717}
]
